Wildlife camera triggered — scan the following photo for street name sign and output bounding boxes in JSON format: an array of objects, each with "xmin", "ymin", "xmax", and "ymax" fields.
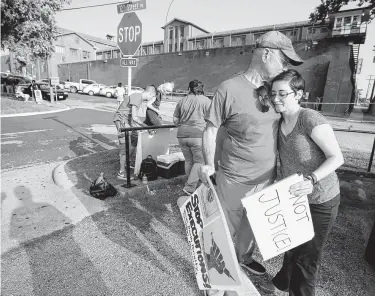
[
  {"xmin": 117, "ymin": 12, "xmax": 142, "ymax": 56},
  {"xmin": 120, "ymin": 58, "xmax": 137, "ymax": 67},
  {"xmin": 50, "ymin": 77, "xmax": 59, "ymax": 86},
  {"xmin": 117, "ymin": 0, "xmax": 146, "ymax": 14}
]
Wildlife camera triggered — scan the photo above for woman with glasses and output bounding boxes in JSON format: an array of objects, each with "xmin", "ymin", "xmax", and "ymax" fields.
[
  {"xmin": 173, "ymin": 79, "xmax": 211, "ymax": 195},
  {"xmin": 269, "ymin": 69, "xmax": 344, "ymax": 296}
]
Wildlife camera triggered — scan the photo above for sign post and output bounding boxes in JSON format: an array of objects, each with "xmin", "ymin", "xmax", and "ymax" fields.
[{"xmin": 117, "ymin": 11, "xmax": 142, "ymax": 97}]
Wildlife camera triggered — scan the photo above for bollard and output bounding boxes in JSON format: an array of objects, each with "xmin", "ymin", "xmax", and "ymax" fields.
[{"xmin": 368, "ymin": 137, "xmax": 375, "ymax": 173}]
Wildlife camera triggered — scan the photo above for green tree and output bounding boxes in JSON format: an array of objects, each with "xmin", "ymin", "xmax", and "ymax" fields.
[
  {"xmin": 1, "ymin": 0, "xmax": 70, "ymax": 59},
  {"xmin": 310, "ymin": 0, "xmax": 375, "ymax": 23}
]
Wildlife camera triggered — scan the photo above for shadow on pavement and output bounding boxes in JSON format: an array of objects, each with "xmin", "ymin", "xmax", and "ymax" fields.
[{"xmin": 2, "ymin": 186, "xmax": 110, "ymax": 296}]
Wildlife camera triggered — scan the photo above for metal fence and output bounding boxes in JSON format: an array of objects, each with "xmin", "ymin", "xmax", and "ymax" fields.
[{"xmin": 120, "ymin": 123, "xmax": 374, "ymax": 188}]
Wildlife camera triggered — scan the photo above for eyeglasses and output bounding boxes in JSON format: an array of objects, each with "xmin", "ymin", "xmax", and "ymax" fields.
[{"xmin": 270, "ymin": 92, "xmax": 295, "ymax": 100}]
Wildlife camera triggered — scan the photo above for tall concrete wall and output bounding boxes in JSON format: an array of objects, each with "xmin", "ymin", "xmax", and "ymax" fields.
[{"xmin": 58, "ymin": 39, "xmax": 354, "ymax": 116}]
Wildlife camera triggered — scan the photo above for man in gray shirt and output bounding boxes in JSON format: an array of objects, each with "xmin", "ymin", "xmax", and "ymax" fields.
[{"xmin": 199, "ymin": 31, "xmax": 303, "ymax": 294}]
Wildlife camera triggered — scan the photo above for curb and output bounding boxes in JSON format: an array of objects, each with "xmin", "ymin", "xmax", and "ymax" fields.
[
  {"xmin": 337, "ymin": 168, "xmax": 375, "ymax": 179},
  {"xmin": 0, "ymin": 104, "xmax": 71, "ymax": 118},
  {"xmin": 52, "ymin": 154, "xmax": 188, "ymax": 196}
]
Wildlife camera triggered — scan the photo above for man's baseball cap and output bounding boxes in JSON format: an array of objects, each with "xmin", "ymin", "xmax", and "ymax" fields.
[{"xmin": 256, "ymin": 31, "xmax": 303, "ymax": 66}]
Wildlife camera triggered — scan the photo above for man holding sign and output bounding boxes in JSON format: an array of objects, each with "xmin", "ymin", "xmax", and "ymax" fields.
[{"xmin": 199, "ymin": 31, "xmax": 303, "ymax": 294}]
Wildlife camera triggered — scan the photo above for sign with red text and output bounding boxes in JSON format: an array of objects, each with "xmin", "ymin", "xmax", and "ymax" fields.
[
  {"xmin": 178, "ymin": 180, "xmax": 260, "ymax": 295},
  {"xmin": 241, "ymin": 173, "xmax": 314, "ymax": 261}
]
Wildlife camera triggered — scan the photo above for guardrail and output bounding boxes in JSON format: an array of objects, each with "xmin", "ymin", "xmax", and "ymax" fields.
[{"xmin": 120, "ymin": 124, "xmax": 177, "ymax": 188}]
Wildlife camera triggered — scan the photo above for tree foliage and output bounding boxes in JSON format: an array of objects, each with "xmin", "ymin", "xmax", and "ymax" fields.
[
  {"xmin": 310, "ymin": 0, "xmax": 375, "ymax": 23},
  {"xmin": 1, "ymin": 0, "xmax": 70, "ymax": 59}
]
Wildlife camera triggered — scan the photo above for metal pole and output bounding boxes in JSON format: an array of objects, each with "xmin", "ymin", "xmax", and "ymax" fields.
[
  {"xmin": 55, "ymin": 85, "xmax": 57, "ymax": 103},
  {"xmin": 368, "ymin": 137, "xmax": 375, "ymax": 172},
  {"xmin": 124, "ymin": 130, "xmax": 134, "ymax": 188},
  {"xmin": 128, "ymin": 66, "xmax": 132, "ymax": 96}
]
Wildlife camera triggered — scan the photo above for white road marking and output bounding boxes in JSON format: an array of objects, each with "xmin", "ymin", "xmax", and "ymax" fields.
[
  {"xmin": 1, "ymin": 140, "xmax": 23, "ymax": 145},
  {"xmin": 1, "ymin": 129, "xmax": 53, "ymax": 137}
]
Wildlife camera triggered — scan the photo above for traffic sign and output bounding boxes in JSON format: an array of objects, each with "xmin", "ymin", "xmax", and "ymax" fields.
[
  {"xmin": 120, "ymin": 58, "xmax": 138, "ymax": 67},
  {"xmin": 117, "ymin": 12, "xmax": 142, "ymax": 56},
  {"xmin": 117, "ymin": 0, "xmax": 146, "ymax": 14},
  {"xmin": 50, "ymin": 77, "xmax": 59, "ymax": 86}
]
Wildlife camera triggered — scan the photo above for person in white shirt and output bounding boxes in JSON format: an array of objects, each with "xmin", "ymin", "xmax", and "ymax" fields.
[{"xmin": 115, "ymin": 83, "xmax": 126, "ymax": 108}]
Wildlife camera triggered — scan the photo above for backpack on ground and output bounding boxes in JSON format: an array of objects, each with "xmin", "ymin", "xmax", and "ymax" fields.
[
  {"xmin": 139, "ymin": 155, "xmax": 158, "ymax": 181},
  {"xmin": 89, "ymin": 172, "xmax": 117, "ymax": 200}
]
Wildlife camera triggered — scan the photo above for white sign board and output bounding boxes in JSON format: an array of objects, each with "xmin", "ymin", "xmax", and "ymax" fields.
[
  {"xmin": 50, "ymin": 77, "xmax": 59, "ymax": 86},
  {"xmin": 241, "ymin": 173, "xmax": 315, "ymax": 261},
  {"xmin": 178, "ymin": 180, "xmax": 260, "ymax": 295},
  {"xmin": 34, "ymin": 90, "xmax": 42, "ymax": 103}
]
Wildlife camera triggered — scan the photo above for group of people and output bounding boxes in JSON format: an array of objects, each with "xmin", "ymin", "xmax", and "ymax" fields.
[{"xmin": 113, "ymin": 30, "xmax": 344, "ymax": 296}]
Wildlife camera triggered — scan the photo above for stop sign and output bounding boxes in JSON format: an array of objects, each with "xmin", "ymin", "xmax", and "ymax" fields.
[{"xmin": 117, "ymin": 12, "xmax": 142, "ymax": 56}]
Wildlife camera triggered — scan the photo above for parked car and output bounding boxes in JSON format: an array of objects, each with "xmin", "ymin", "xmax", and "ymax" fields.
[
  {"xmin": 18, "ymin": 82, "xmax": 68, "ymax": 101},
  {"xmin": 99, "ymin": 85, "xmax": 118, "ymax": 98},
  {"xmin": 65, "ymin": 79, "xmax": 97, "ymax": 93},
  {"xmin": 82, "ymin": 84, "xmax": 106, "ymax": 96}
]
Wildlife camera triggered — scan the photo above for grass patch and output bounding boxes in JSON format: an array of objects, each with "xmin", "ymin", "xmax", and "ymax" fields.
[{"xmin": 0, "ymin": 96, "xmax": 65, "ymax": 115}]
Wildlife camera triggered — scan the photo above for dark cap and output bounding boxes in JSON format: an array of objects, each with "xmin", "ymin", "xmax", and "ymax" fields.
[{"xmin": 256, "ymin": 31, "xmax": 303, "ymax": 66}]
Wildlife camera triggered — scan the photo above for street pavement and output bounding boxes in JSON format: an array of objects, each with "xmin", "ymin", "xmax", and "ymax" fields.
[{"xmin": 1, "ymin": 93, "xmax": 374, "ymax": 296}]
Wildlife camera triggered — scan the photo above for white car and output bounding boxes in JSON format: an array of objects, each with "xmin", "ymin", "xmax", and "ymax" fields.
[
  {"xmin": 99, "ymin": 85, "xmax": 144, "ymax": 98},
  {"xmin": 99, "ymin": 85, "xmax": 119, "ymax": 98},
  {"xmin": 82, "ymin": 84, "xmax": 106, "ymax": 96}
]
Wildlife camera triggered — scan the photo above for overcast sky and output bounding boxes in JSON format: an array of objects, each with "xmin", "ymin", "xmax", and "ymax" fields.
[{"xmin": 56, "ymin": 0, "xmax": 375, "ymax": 95}]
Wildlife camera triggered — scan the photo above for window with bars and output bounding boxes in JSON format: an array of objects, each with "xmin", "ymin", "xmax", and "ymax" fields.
[
  {"xmin": 82, "ymin": 50, "xmax": 90, "ymax": 59},
  {"xmin": 70, "ymin": 48, "xmax": 78, "ymax": 60},
  {"xmin": 55, "ymin": 45, "xmax": 65, "ymax": 54},
  {"xmin": 212, "ymin": 38, "xmax": 224, "ymax": 48},
  {"xmin": 335, "ymin": 17, "xmax": 343, "ymax": 29},
  {"xmin": 231, "ymin": 35, "xmax": 246, "ymax": 46},
  {"xmin": 154, "ymin": 45, "xmax": 161, "ymax": 54}
]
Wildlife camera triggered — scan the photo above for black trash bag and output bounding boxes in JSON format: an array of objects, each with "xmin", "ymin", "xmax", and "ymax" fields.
[{"xmin": 89, "ymin": 172, "xmax": 117, "ymax": 200}]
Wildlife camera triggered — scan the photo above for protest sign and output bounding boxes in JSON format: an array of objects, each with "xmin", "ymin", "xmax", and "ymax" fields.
[
  {"xmin": 241, "ymin": 173, "xmax": 314, "ymax": 261},
  {"xmin": 178, "ymin": 179, "xmax": 260, "ymax": 295},
  {"xmin": 34, "ymin": 90, "xmax": 42, "ymax": 104}
]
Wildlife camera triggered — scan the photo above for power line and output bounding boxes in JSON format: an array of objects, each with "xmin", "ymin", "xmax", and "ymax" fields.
[{"xmin": 60, "ymin": 1, "xmax": 131, "ymax": 11}]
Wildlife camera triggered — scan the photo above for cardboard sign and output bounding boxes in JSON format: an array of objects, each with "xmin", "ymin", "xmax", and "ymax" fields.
[
  {"xmin": 178, "ymin": 180, "xmax": 260, "ymax": 295},
  {"xmin": 34, "ymin": 90, "xmax": 42, "ymax": 103},
  {"xmin": 133, "ymin": 128, "xmax": 175, "ymax": 175},
  {"xmin": 241, "ymin": 173, "xmax": 315, "ymax": 261}
]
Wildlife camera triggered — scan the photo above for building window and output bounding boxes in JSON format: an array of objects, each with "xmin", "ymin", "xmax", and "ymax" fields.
[
  {"xmin": 307, "ymin": 27, "xmax": 317, "ymax": 34},
  {"xmin": 169, "ymin": 44, "xmax": 172, "ymax": 53},
  {"xmin": 320, "ymin": 27, "xmax": 328, "ymax": 33},
  {"xmin": 196, "ymin": 39, "xmax": 206, "ymax": 49},
  {"xmin": 169, "ymin": 27, "xmax": 173, "ymax": 40},
  {"xmin": 352, "ymin": 15, "xmax": 360, "ymax": 28},
  {"xmin": 253, "ymin": 33, "xmax": 262, "ymax": 41},
  {"xmin": 212, "ymin": 37, "xmax": 224, "ymax": 48},
  {"xmin": 335, "ymin": 17, "xmax": 343, "ymax": 29},
  {"xmin": 231, "ymin": 35, "xmax": 246, "ymax": 46},
  {"xmin": 148, "ymin": 46, "xmax": 153, "ymax": 55},
  {"xmin": 113, "ymin": 50, "xmax": 118, "ymax": 58},
  {"xmin": 180, "ymin": 42, "xmax": 184, "ymax": 51},
  {"xmin": 175, "ymin": 26, "xmax": 178, "ymax": 39},
  {"xmin": 180, "ymin": 25, "xmax": 185, "ymax": 37},
  {"xmin": 82, "ymin": 50, "xmax": 90, "ymax": 59},
  {"xmin": 55, "ymin": 45, "xmax": 65, "ymax": 54},
  {"xmin": 70, "ymin": 48, "xmax": 78, "ymax": 60},
  {"xmin": 175, "ymin": 43, "xmax": 178, "ymax": 52},
  {"xmin": 154, "ymin": 45, "xmax": 161, "ymax": 54}
]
